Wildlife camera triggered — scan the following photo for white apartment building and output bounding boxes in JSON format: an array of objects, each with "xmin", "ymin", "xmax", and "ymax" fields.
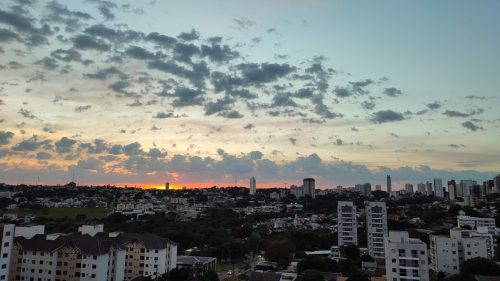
[
  {"xmin": 385, "ymin": 231, "xmax": 429, "ymax": 281},
  {"xmin": 430, "ymin": 228, "xmax": 493, "ymax": 275},
  {"xmin": 365, "ymin": 202, "xmax": 388, "ymax": 259},
  {"xmin": 0, "ymin": 224, "xmax": 15, "ymax": 281},
  {"xmin": 337, "ymin": 201, "xmax": 357, "ymax": 246},
  {"xmin": 434, "ymin": 178, "xmax": 444, "ymax": 198},
  {"xmin": 457, "ymin": 214, "xmax": 495, "ymax": 233}
]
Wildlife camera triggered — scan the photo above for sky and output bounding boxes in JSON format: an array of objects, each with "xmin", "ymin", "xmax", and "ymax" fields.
[{"xmin": 0, "ymin": 0, "xmax": 499, "ymax": 189}]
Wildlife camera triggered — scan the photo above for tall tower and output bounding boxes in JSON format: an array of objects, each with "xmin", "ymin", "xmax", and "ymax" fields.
[
  {"xmin": 303, "ymin": 178, "xmax": 316, "ymax": 199},
  {"xmin": 337, "ymin": 201, "xmax": 357, "ymax": 246},
  {"xmin": 434, "ymin": 178, "xmax": 443, "ymax": 197},
  {"xmin": 366, "ymin": 201, "xmax": 388, "ymax": 259},
  {"xmin": 386, "ymin": 175, "xmax": 392, "ymax": 193},
  {"xmin": 249, "ymin": 177, "xmax": 256, "ymax": 195}
]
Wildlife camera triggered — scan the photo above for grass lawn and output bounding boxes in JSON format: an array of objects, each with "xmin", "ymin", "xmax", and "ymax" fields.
[
  {"xmin": 2, "ymin": 207, "xmax": 108, "ymax": 219},
  {"xmin": 216, "ymin": 263, "xmax": 237, "ymax": 273}
]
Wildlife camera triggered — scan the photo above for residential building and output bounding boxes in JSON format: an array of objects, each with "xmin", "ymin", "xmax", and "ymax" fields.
[
  {"xmin": 290, "ymin": 185, "xmax": 303, "ymax": 198},
  {"xmin": 337, "ymin": 201, "xmax": 357, "ymax": 246},
  {"xmin": 404, "ymin": 183, "xmax": 414, "ymax": 194},
  {"xmin": 457, "ymin": 214, "xmax": 495, "ymax": 233},
  {"xmin": 365, "ymin": 202, "xmax": 388, "ymax": 259},
  {"xmin": 448, "ymin": 180, "xmax": 457, "ymax": 200},
  {"xmin": 426, "ymin": 181, "xmax": 433, "ymax": 196},
  {"xmin": 385, "ymin": 231, "xmax": 429, "ymax": 281},
  {"xmin": 249, "ymin": 177, "xmax": 256, "ymax": 195},
  {"xmin": 417, "ymin": 183, "xmax": 426, "ymax": 194},
  {"xmin": 430, "ymin": 228, "xmax": 493, "ymax": 274},
  {"xmin": 0, "ymin": 224, "xmax": 14, "ymax": 281},
  {"xmin": 362, "ymin": 183, "xmax": 371, "ymax": 195},
  {"xmin": 176, "ymin": 256, "xmax": 216, "ymax": 273},
  {"xmin": 375, "ymin": 185, "xmax": 382, "ymax": 191}
]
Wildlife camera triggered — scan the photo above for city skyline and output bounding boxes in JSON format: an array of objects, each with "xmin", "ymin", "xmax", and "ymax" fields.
[{"xmin": 0, "ymin": 0, "xmax": 499, "ymax": 188}]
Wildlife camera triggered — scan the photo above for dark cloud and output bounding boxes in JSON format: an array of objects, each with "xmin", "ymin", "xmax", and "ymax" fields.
[
  {"xmin": 333, "ymin": 87, "xmax": 352, "ymax": 98},
  {"xmin": 0, "ymin": 131, "xmax": 14, "ymax": 146},
  {"xmin": 148, "ymin": 60, "xmax": 209, "ymax": 89},
  {"xmin": 310, "ymin": 95, "xmax": 342, "ymax": 119},
  {"xmin": 289, "ymin": 138, "xmax": 297, "ymax": 145},
  {"xmin": 148, "ymin": 147, "xmax": 166, "ymax": 158},
  {"xmin": 55, "ymin": 137, "xmax": 77, "ymax": 153},
  {"xmin": 45, "ymin": 1, "xmax": 93, "ymax": 32},
  {"xmin": 249, "ymin": 150, "xmax": 263, "ymax": 160},
  {"xmin": 177, "ymin": 28, "xmax": 199, "ymax": 41},
  {"xmin": 173, "ymin": 42, "xmax": 200, "ymax": 63},
  {"xmin": 0, "ymin": 28, "xmax": 21, "ymax": 42},
  {"xmin": 0, "ymin": 8, "xmax": 52, "ymax": 46},
  {"xmin": 349, "ymin": 79, "xmax": 373, "ymax": 95},
  {"xmin": 370, "ymin": 110, "xmax": 405, "ymax": 123},
  {"xmin": 83, "ymin": 24, "xmax": 143, "ymax": 43},
  {"xmin": 361, "ymin": 100, "xmax": 376, "ymax": 110},
  {"xmin": 237, "ymin": 63, "xmax": 295, "ymax": 85},
  {"xmin": 73, "ymin": 34, "xmax": 111, "ymax": 51},
  {"xmin": 153, "ymin": 112, "xmax": 183, "ymax": 119},
  {"xmin": 204, "ymin": 96, "xmax": 234, "ymax": 115},
  {"xmin": 243, "ymin": 123, "xmax": 254, "ymax": 130},
  {"xmin": 382, "ymin": 87, "xmax": 403, "ymax": 97},
  {"xmin": 170, "ymin": 87, "xmax": 205, "ymax": 107},
  {"xmin": 465, "ymin": 95, "xmax": 486, "ymax": 100},
  {"xmin": 36, "ymin": 151, "xmax": 52, "ymax": 160},
  {"xmin": 84, "ymin": 66, "xmax": 127, "ymax": 80},
  {"xmin": 18, "ymin": 108, "xmax": 36, "ymax": 119},
  {"xmin": 123, "ymin": 142, "xmax": 143, "ymax": 156},
  {"xmin": 218, "ymin": 110, "xmax": 243, "ymax": 119},
  {"xmin": 12, "ymin": 135, "xmax": 51, "ymax": 151},
  {"xmin": 462, "ymin": 121, "xmax": 483, "ymax": 132},
  {"xmin": 80, "ymin": 139, "xmax": 108, "ymax": 154},
  {"xmin": 201, "ymin": 43, "xmax": 239, "ymax": 63},
  {"xmin": 125, "ymin": 45, "xmax": 157, "ymax": 60},
  {"xmin": 36, "ymin": 57, "xmax": 59, "ymax": 70},
  {"xmin": 426, "ymin": 101, "xmax": 441, "ymax": 110},
  {"xmin": 272, "ymin": 92, "xmax": 298, "ymax": 107},
  {"xmin": 145, "ymin": 32, "xmax": 176, "ymax": 48},
  {"xmin": 443, "ymin": 109, "xmax": 484, "ymax": 118}
]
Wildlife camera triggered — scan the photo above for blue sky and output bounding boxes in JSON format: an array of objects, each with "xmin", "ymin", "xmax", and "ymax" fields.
[{"xmin": 0, "ymin": 0, "xmax": 499, "ymax": 188}]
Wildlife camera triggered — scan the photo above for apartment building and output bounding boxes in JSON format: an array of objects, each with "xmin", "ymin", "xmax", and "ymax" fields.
[
  {"xmin": 6, "ymin": 225, "xmax": 177, "ymax": 281},
  {"xmin": 365, "ymin": 202, "xmax": 388, "ymax": 259},
  {"xmin": 430, "ymin": 228, "xmax": 492, "ymax": 274},
  {"xmin": 337, "ymin": 201, "xmax": 357, "ymax": 246},
  {"xmin": 0, "ymin": 224, "xmax": 15, "ymax": 281},
  {"xmin": 457, "ymin": 214, "xmax": 495, "ymax": 233},
  {"xmin": 385, "ymin": 231, "xmax": 429, "ymax": 281}
]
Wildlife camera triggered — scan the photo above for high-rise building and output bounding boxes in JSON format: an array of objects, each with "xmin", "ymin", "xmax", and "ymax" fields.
[
  {"xmin": 365, "ymin": 202, "xmax": 388, "ymax": 259},
  {"xmin": 249, "ymin": 177, "xmax": 256, "ymax": 195},
  {"xmin": 457, "ymin": 214, "xmax": 495, "ymax": 233},
  {"xmin": 494, "ymin": 175, "xmax": 500, "ymax": 193},
  {"xmin": 362, "ymin": 183, "xmax": 371, "ymax": 195},
  {"xmin": 459, "ymin": 180, "xmax": 475, "ymax": 198},
  {"xmin": 386, "ymin": 175, "xmax": 392, "ymax": 193},
  {"xmin": 385, "ymin": 231, "xmax": 429, "ymax": 281},
  {"xmin": 375, "ymin": 184, "xmax": 382, "ymax": 191},
  {"xmin": 433, "ymin": 178, "xmax": 443, "ymax": 197},
  {"xmin": 337, "ymin": 201, "xmax": 357, "ymax": 246},
  {"xmin": 417, "ymin": 182, "xmax": 426, "ymax": 194},
  {"xmin": 303, "ymin": 178, "xmax": 315, "ymax": 198},
  {"xmin": 290, "ymin": 185, "xmax": 304, "ymax": 198},
  {"xmin": 404, "ymin": 183, "xmax": 414, "ymax": 194},
  {"xmin": 426, "ymin": 181, "xmax": 433, "ymax": 195},
  {"xmin": 448, "ymin": 180, "xmax": 457, "ymax": 200},
  {"xmin": 165, "ymin": 182, "xmax": 170, "ymax": 190}
]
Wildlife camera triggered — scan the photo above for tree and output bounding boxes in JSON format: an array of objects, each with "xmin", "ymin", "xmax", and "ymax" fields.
[
  {"xmin": 168, "ymin": 268, "xmax": 192, "ymax": 281},
  {"xmin": 265, "ymin": 238, "xmax": 295, "ymax": 267},
  {"xmin": 360, "ymin": 254, "xmax": 373, "ymax": 263},
  {"xmin": 201, "ymin": 270, "xmax": 219, "ymax": 281},
  {"xmin": 340, "ymin": 244, "xmax": 360, "ymax": 260},
  {"xmin": 297, "ymin": 270, "xmax": 325, "ymax": 281},
  {"xmin": 461, "ymin": 257, "xmax": 500, "ymax": 276},
  {"xmin": 297, "ymin": 256, "xmax": 336, "ymax": 274},
  {"xmin": 337, "ymin": 259, "xmax": 358, "ymax": 277}
]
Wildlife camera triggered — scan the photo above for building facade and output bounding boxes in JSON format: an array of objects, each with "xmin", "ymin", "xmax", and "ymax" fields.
[
  {"xmin": 249, "ymin": 177, "xmax": 256, "ymax": 195},
  {"xmin": 365, "ymin": 202, "xmax": 388, "ymax": 259},
  {"xmin": 337, "ymin": 201, "xmax": 357, "ymax": 246},
  {"xmin": 385, "ymin": 231, "xmax": 429, "ymax": 281}
]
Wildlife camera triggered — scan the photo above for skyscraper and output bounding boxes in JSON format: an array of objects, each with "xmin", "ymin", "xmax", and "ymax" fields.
[
  {"xmin": 386, "ymin": 175, "xmax": 392, "ymax": 193},
  {"xmin": 249, "ymin": 177, "xmax": 256, "ymax": 195},
  {"xmin": 494, "ymin": 175, "xmax": 500, "ymax": 193},
  {"xmin": 337, "ymin": 201, "xmax": 357, "ymax": 246},
  {"xmin": 448, "ymin": 180, "xmax": 457, "ymax": 200},
  {"xmin": 366, "ymin": 202, "xmax": 388, "ymax": 259},
  {"xmin": 434, "ymin": 178, "xmax": 443, "ymax": 197},
  {"xmin": 303, "ymin": 178, "xmax": 315, "ymax": 198}
]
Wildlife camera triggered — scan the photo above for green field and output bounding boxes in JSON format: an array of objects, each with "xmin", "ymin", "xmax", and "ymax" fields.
[{"xmin": 2, "ymin": 207, "xmax": 108, "ymax": 219}]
